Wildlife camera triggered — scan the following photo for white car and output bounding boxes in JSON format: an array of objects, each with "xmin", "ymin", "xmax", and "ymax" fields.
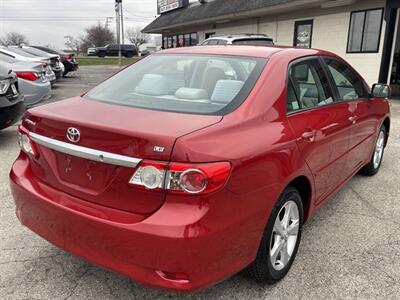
[
  {"xmin": 201, "ymin": 34, "xmax": 274, "ymax": 46},
  {"xmin": 87, "ymin": 48, "xmax": 97, "ymax": 56}
]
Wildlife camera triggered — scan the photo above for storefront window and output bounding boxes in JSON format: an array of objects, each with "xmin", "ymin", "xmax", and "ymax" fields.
[
  {"xmin": 162, "ymin": 32, "xmax": 198, "ymax": 49},
  {"xmin": 184, "ymin": 34, "xmax": 191, "ymax": 46},
  {"xmin": 347, "ymin": 8, "xmax": 383, "ymax": 53},
  {"xmin": 172, "ymin": 35, "xmax": 177, "ymax": 48},
  {"xmin": 178, "ymin": 34, "xmax": 185, "ymax": 47},
  {"xmin": 190, "ymin": 33, "xmax": 198, "ymax": 45},
  {"xmin": 163, "ymin": 37, "xmax": 167, "ymax": 49}
]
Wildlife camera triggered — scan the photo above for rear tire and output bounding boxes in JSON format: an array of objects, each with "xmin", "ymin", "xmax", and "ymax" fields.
[
  {"xmin": 360, "ymin": 126, "xmax": 386, "ymax": 176},
  {"xmin": 247, "ymin": 186, "xmax": 303, "ymax": 283}
]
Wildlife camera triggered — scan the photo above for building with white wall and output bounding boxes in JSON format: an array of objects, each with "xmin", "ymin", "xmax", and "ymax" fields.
[{"xmin": 144, "ymin": 0, "xmax": 400, "ymax": 95}]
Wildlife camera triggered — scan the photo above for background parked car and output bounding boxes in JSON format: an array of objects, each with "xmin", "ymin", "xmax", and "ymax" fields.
[
  {"xmin": 0, "ymin": 53, "xmax": 51, "ymax": 107},
  {"xmin": 201, "ymin": 34, "xmax": 274, "ymax": 46},
  {"xmin": 32, "ymin": 46, "xmax": 79, "ymax": 77},
  {"xmin": 96, "ymin": 44, "xmax": 137, "ymax": 57},
  {"xmin": 87, "ymin": 47, "xmax": 97, "ymax": 56},
  {"xmin": 0, "ymin": 63, "xmax": 24, "ymax": 130},
  {"xmin": 0, "ymin": 46, "xmax": 56, "ymax": 85},
  {"xmin": 14, "ymin": 46, "xmax": 63, "ymax": 79}
]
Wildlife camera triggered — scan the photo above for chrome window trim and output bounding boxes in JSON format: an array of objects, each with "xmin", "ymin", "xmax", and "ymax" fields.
[{"xmin": 29, "ymin": 132, "xmax": 142, "ymax": 168}]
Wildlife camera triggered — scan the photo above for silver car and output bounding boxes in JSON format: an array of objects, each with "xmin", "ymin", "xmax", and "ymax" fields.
[
  {"xmin": 0, "ymin": 46, "xmax": 56, "ymax": 85},
  {"xmin": 0, "ymin": 53, "xmax": 51, "ymax": 107},
  {"xmin": 16, "ymin": 46, "xmax": 63, "ymax": 79}
]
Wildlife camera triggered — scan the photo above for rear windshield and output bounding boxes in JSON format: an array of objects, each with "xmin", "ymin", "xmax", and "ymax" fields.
[
  {"xmin": 21, "ymin": 47, "xmax": 49, "ymax": 57},
  {"xmin": 6, "ymin": 47, "xmax": 36, "ymax": 58},
  {"xmin": 86, "ymin": 54, "xmax": 267, "ymax": 115},
  {"xmin": 232, "ymin": 39, "xmax": 274, "ymax": 46},
  {"xmin": 0, "ymin": 52, "xmax": 17, "ymax": 63}
]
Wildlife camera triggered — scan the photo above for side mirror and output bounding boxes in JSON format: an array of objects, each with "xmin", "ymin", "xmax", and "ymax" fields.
[{"xmin": 371, "ymin": 84, "xmax": 391, "ymax": 99}]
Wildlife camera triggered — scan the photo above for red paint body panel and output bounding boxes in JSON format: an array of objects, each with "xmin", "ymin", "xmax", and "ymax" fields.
[{"xmin": 10, "ymin": 46, "xmax": 391, "ymax": 292}]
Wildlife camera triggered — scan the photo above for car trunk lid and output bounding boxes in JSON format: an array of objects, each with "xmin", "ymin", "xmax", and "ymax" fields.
[{"xmin": 24, "ymin": 97, "xmax": 222, "ymax": 214}]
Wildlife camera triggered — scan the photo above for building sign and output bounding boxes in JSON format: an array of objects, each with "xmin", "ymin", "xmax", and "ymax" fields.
[
  {"xmin": 157, "ymin": 0, "xmax": 188, "ymax": 14},
  {"xmin": 294, "ymin": 20, "xmax": 313, "ymax": 48}
]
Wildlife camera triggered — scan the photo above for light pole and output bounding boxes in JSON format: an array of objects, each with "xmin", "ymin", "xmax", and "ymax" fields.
[{"xmin": 115, "ymin": 0, "xmax": 122, "ymax": 67}]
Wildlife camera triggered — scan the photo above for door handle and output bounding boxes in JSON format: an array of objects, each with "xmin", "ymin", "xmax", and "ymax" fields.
[{"xmin": 301, "ymin": 130, "xmax": 316, "ymax": 142}]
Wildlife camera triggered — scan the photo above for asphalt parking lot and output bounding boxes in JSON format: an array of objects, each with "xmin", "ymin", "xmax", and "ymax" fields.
[{"xmin": 1, "ymin": 66, "xmax": 399, "ymax": 299}]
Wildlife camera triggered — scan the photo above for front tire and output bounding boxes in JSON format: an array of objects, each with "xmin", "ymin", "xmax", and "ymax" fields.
[
  {"xmin": 247, "ymin": 186, "xmax": 303, "ymax": 283},
  {"xmin": 360, "ymin": 126, "xmax": 386, "ymax": 176}
]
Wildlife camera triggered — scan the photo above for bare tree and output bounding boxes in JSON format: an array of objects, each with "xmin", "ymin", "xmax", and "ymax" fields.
[
  {"xmin": 80, "ymin": 23, "xmax": 115, "ymax": 51},
  {"xmin": 126, "ymin": 26, "xmax": 150, "ymax": 51},
  {"xmin": 0, "ymin": 32, "xmax": 29, "ymax": 46},
  {"xmin": 64, "ymin": 35, "xmax": 81, "ymax": 53}
]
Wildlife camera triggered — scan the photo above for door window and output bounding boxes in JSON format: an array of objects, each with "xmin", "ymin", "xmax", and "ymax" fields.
[
  {"xmin": 324, "ymin": 58, "xmax": 369, "ymax": 100},
  {"xmin": 287, "ymin": 58, "xmax": 334, "ymax": 112}
]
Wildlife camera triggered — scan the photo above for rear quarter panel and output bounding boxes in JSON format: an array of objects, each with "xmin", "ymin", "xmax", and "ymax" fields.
[{"xmin": 170, "ymin": 50, "xmax": 317, "ymax": 261}]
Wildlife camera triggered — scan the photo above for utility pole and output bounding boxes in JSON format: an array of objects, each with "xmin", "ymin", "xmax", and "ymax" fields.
[
  {"xmin": 105, "ymin": 17, "xmax": 113, "ymax": 29},
  {"xmin": 115, "ymin": 0, "xmax": 122, "ymax": 67},
  {"xmin": 120, "ymin": 1, "xmax": 124, "ymax": 44}
]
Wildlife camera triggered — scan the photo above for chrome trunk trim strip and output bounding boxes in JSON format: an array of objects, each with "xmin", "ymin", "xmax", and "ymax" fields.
[{"xmin": 29, "ymin": 132, "xmax": 142, "ymax": 168}]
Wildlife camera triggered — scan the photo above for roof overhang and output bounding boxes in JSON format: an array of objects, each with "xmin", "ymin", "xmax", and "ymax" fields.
[{"xmin": 143, "ymin": 0, "xmax": 354, "ymax": 34}]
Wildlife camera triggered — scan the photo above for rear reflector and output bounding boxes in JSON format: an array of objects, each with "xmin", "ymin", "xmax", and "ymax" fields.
[
  {"xmin": 17, "ymin": 126, "xmax": 38, "ymax": 157},
  {"xmin": 130, "ymin": 161, "xmax": 231, "ymax": 195}
]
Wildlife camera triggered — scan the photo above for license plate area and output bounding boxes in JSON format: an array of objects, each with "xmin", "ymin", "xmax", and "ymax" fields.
[{"xmin": 55, "ymin": 153, "xmax": 118, "ymax": 192}]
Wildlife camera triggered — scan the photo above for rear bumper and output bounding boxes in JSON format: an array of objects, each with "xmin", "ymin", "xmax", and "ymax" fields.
[
  {"xmin": 52, "ymin": 68, "xmax": 63, "ymax": 79},
  {"xmin": 19, "ymin": 79, "xmax": 51, "ymax": 107},
  {"xmin": 64, "ymin": 61, "xmax": 79, "ymax": 72},
  {"xmin": 0, "ymin": 98, "xmax": 25, "ymax": 130},
  {"xmin": 9, "ymin": 154, "xmax": 265, "ymax": 292}
]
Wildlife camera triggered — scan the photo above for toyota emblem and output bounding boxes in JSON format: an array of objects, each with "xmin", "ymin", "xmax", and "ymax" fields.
[{"xmin": 66, "ymin": 127, "xmax": 81, "ymax": 143}]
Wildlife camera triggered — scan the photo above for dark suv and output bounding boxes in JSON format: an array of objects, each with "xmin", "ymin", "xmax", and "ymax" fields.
[
  {"xmin": 0, "ymin": 62, "xmax": 25, "ymax": 130},
  {"xmin": 96, "ymin": 44, "xmax": 137, "ymax": 58}
]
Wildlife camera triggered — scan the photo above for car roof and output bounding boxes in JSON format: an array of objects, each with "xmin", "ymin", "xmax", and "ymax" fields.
[{"xmin": 159, "ymin": 45, "xmax": 337, "ymax": 59}]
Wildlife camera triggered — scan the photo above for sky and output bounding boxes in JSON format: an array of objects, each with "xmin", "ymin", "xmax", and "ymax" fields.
[{"xmin": 0, "ymin": 0, "xmax": 160, "ymax": 49}]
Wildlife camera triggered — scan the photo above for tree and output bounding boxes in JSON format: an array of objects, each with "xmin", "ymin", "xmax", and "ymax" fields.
[
  {"xmin": 64, "ymin": 35, "xmax": 81, "ymax": 53},
  {"xmin": 0, "ymin": 32, "xmax": 29, "ymax": 46},
  {"xmin": 80, "ymin": 23, "xmax": 115, "ymax": 51},
  {"xmin": 126, "ymin": 26, "xmax": 150, "ymax": 51}
]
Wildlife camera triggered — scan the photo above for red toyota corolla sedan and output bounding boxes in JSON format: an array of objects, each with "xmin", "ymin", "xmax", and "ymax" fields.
[{"xmin": 10, "ymin": 46, "xmax": 391, "ymax": 292}]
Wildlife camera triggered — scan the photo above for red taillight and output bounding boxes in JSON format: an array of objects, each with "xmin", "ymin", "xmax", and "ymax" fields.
[
  {"xmin": 64, "ymin": 55, "xmax": 73, "ymax": 61},
  {"xmin": 16, "ymin": 72, "xmax": 39, "ymax": 81},
  {"xmin": 17, "ymin": 126, "xmax": 38, "ymax": 157},
  {"xmin": 130, "ymin": 161, "xmax": 231, "ymax": 195}
]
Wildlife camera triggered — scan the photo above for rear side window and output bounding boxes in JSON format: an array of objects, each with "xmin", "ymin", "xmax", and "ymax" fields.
[
  {"xmin": 287, "ymin": 58, "xmax": 334, "ymax": 112},
  {"xmin": 324, "ymin": 58, "xmax": 368, "ymax": 100},
  {"xmin": 87, "ymin": 54, "xmax": 267, "ymax": 115}
]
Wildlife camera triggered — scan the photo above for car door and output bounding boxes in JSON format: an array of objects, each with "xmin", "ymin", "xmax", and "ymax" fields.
[
  {"xmin": 286, "ymin": 57, "xmax": 352, "ymax": 204},
  {"xmin": 323, "ymin": 57, "xmax": 376, "ymax": 173}
]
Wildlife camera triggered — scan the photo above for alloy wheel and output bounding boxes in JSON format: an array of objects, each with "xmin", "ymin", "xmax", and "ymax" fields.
[
  {"xmin": 270, "ymin": 200, "xmax": 300, "ymax": 271},
  {"xmin": 373, "ymin": 130, "xmax": 385, "ymax": 169}
]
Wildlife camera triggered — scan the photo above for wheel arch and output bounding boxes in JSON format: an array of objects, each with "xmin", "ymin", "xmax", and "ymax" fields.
[
  {"xmin": 382, "ymin": 117, "xmax": 390, "ymax": 147},
  {"xmin": 287, "ymin": 175, "xmax": 312, "ymax": 223}
]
